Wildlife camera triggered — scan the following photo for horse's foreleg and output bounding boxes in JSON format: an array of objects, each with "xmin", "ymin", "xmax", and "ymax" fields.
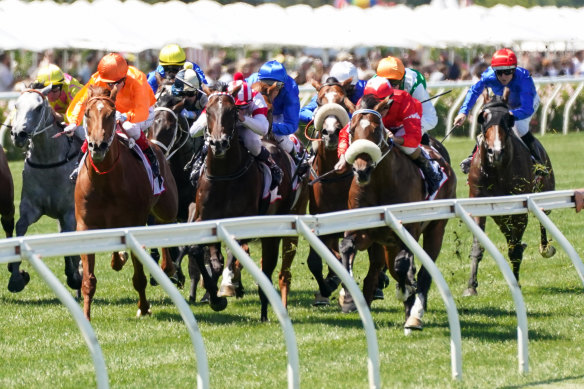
[
  {"xmin": 464, "ymin": 216, "xmax": 486, "ymax": 297},
  {"xmin": 168, "ymin": 246, "xmax": 185, "ymax": 288},
  {"xmin": 186, "ymin": 248, "xmax": 202, "ymax": 303},
  {"xmin": 193, "ymin": 244, "xmax": 226, "ymax": 312},
  {"xmin": 501, "ymin": 215, "xmax": 528, "ymax": 285},
  {"xmin": 81, "ymin": 253, "xmax": 97, "ymax": 321},
  {"xmin": 363, "ymin": 243, "xmax": 385, "ymax": 307},
  {"xmin": 279, "ymin": 237, "xmax": 296, "ymax": 309},
  {"xmin": 539, "ymin": 213, "xmax": 556, "ymax": 258},
  {"xmin": 339, "ymin": 233, "xmax": 358, "ymax": 313},
  {"xmin": 219, "ymin": 242, "xmax": 245, "ymax": 298},
  {"xmin": 1, "ymin": 213, "xmax": 14, "ymax": 238},
  {"xmin": 260, "ymin": 237, "xmax": 280, "ymax": 322},
  {"xmin": 394, "ymin": 248, "xmax": 416, "ymax": 304},
  {"xmin": 130, "ymin": 253, "xmax": 150, "ymax": 317},
  {"xmin": 160, "ymin": 247, "xmax": 176, "ymax": 279},
  {"xmin": 8, "ymin": 211, "xmax": 38, "ymax": 292}
]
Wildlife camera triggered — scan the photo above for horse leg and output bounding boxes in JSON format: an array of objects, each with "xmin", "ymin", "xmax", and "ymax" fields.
[
  {"xmin": 130, "ymin": 252, "xmax": 151, "ymax": 317},
  {"xmin": 339, "ymin": 233, "xmax": 358, "ymax": 313},
  {"xmin": 149, "ymin": 248, "xmax": 161, "ymax": 286},
  {"xmin": 233, "ymin": 244, "xmax": 246, "ymax": 298},
  {"xmin": 307, "ymin": 235, "xmax": 341, "ymax": 305},
  {"xmin": 186, "ymin": 247, "xmax": 202, "ymax": 303},
  {"xmin": 7, "ymin": 208, "xmax": 39, "ymax": 292},
  {"xmin": 81, "ymin": 253, "xmax": 97, "ymax": 321},
  {"xmin": 60, "ymin": 214, "xmax": 82, "ymax": 291},
  {"xmin": 169, "ymin": 246, "xmax": 186, "ymax": 288},
  {"xmin": 1, "ymin": 212, "xmax": 14, "ymax": 238},
  {"xmin": 363, "ymin": 243, "xmax": 385, "ymax": 307},
  {"xmin": 394, "ymin": 248, "xmax": 416, "ymax": 306},
  {"xmin": 279, "ymin": 237, "xmax": 296, "ymax": 309},
  {"xmin": 192, "ymin": 244, "xmax": 226, "ymax": 312},
  {"xmin": 464, "ymin": 216, "xmax": 486, "ymax": 297},
  {"xmin": 501, "ymin": 215, "xmax": 528, "ymax": 284},
  {"xmin": 259, "ymin": 237, "xmax": 280, "ymax": 322},
  {"xmin": 159, "ymin": 247, "xmax": 177, "ymax": 280},
  {"xmin": 219, "ymin": 243, "xmax": 246, "ymax": 298},
  {"xmin": 539, "ymin": 212, "xmax": 556, "ymax": 258}
]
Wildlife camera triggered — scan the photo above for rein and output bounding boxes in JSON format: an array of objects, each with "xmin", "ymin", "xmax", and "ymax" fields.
[
  {"xmin": 25, "ymin": 143, "xmax": 80, "ymax": 169},
  {"xmin": 20, "ymin": 89, "xmax": 55, "ymax": 137},
  {"xmin": 351, "ymin": 108, "xmax": 393, "ymax": 168},
  {"xmin": 204, "ymin": 152, "xmax": 255, "ymax": 181},
  {"xmin": 85, "ymin": 96, "xmax": 121, "ymax": 175},
  {"xmin": 152, "ymin": 106, "xmax": 190, "ymax": 160}
]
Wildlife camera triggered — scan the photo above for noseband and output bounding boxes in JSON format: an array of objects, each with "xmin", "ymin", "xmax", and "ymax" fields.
[
  {"xmin": 204, "ymin": 92, "xmax": 237, "ymax": 149},
  {"xmin": 16, "ymin": 90, "xmax": 55, "ymax": 138}
]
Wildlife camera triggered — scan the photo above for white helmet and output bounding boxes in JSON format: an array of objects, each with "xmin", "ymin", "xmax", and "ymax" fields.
[
  {"xmin": 176, "ymin": 68, "xmax": 201, "ymax": 92},
  {"xmin": 330, "ymin": 61, "xmax": 358, "ymax": 85}
]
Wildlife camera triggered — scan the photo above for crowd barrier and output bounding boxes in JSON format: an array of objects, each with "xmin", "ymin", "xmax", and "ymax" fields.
[{"xmin": 0, "ymin": 190, "xmax": 583, "ymax": 389}]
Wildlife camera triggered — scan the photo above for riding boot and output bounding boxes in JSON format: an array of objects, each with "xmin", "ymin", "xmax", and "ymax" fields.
[
  {"xmin": 190, "ymin": 143, "xmax": 208, "ymax": 186},
  {"xmin": 460, "ymin": 144, "xmax": 477, "ymax": 174},
  {"xmin": 143, "ymin": 146, "xmax": 161, "ymax": 184},
  {"xmin": 412, "ymin": 151, "xmax": 442, "ymax": 195},
  {"xmin": 521, "ymin": 132, "xmax": 548, "ymax": 176},
  {"xmin": 257, "ymin": 146, "xmax": 282, "ymax": 190},
  {"xmin": 69, "ymin": 152, "xmax": 84, "ymax": 183}
]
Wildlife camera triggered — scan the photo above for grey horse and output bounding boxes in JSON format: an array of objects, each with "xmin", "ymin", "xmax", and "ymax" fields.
[{"xmin": 8, "ymin": 87, "xmax": 83, "ymax": 292}]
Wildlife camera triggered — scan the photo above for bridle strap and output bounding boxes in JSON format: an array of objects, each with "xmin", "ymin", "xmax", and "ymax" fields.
[
  {"xmin": 20, "ymin": 89, "xmax": 54, "ymax": 137},
  {"xmin": 352, "ymin": 108, "xmax": 390, "ymax": 149},
  {"xmin": 152, "ymin": 106, "xmax": 179, "ymax": 157}
]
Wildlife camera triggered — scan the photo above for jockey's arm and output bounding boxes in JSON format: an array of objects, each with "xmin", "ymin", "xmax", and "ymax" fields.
[
  {"xmin": 299, "ymin": 95, "xmax": 317, "ymax": 123},
  {"xmin": 334, "ymin": 124, "xmax": 350, "ymax": 172},
  {"xmin": 396, "ymin": 96, "xmax": 423, "ymax": 148},
  {"xmin": 242, "ymin": 113, "xmax": 269, "ymax": 136},
  {"xmin": 272, "ymin": 88, "xmax": 300, "ymax": 136},
  {"xmin": 189, "ymin": 111, "xmax": 207, "ymax": 138},
  {"xmin": 411, "ymin": 84, "xmax": 438, "ymax": 132}
]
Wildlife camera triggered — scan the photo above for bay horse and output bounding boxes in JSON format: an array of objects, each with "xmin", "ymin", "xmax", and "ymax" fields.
[
  {"xmin": 464, "ymin": 88, "xmax": 555, "ymax": 296},
  {"xmin": 338, "ymin": 94, "xmax": 457, "ymax": 331},
  {"xmin": 192, "ymin": 83, "xmax": 306, "ymax": 321},
  {"xmin": 75, "ymin": 85, "xmax": 178, "ymax": 320},
  {"xmin": 305, "ymin": 78, "xmax": 355, "ymax": 305},
  {"xmin": 8, "ymin": 87, "xmax": 82, "ymax": 293}
]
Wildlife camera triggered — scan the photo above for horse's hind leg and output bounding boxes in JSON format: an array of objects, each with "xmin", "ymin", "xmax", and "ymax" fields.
[
  {"xmin": 464, "ymin": 216, "xmax": 486, "ymax": 296},
  {"xmin": 81, "ymin": 253, "xmax": 97, "ymax": 320},
  {"xmin": 539, "ymin": 214, "xmax": 556, "ymax": 258},
  {"xmin": 8, "ymin": 205, "xmax": 41, "ymax": 292},
  {"xmin": 279, "ymin": 237, "xmax": 296, "ymax": 309},
  {"xmin": 1, "ymin": 212, "xmax": 14, "ymax": 238},
  {"xmin": 186, "ymin": 248, "xmax": 202, "ymax": 303},
  {"xmin": 307, "ymin": 235, "xmax": 341, "ymax": 305},
  {"xmin": 260, "ymin": 237, "xmax": 280, "ymax": 322},
  {"xmin": 59, "ymin": 214, "xmax": 82, "ymax": 291},
  {"xmin": 130, "ymin": 252, "xmax": 151, "ymax": 317}
]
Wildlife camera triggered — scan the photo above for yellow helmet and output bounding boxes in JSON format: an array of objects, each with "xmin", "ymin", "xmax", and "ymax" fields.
[
  {"xmin": 159, "ymin": 44, "xmax": 186, "ymax": 67},
  {"xmin": 377, "ymin": 56, "xmax": 405, "ymax": 81},
  {"xmin": 36, "ymin": 64, "xmax": 65, "ymax": 86}
]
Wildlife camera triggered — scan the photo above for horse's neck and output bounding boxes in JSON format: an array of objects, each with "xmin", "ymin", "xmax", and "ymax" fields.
[
  {"xmin": 206, "ymin": 135, "xmax": 246, "ymax": 175},
  {"xmin": 86, "ymin": 138, "xmax": 122, "ymax": 181},
  {"xmin": 28, "ymin": 124, "xmax": 68, "ymax": 161},
  {"xmin": 315, "ymin": 144, "xmax": 338, "ymax": 173},
  {"xmin": 376, "ymin": 150, "xmax": 424, "ymax": 201}
]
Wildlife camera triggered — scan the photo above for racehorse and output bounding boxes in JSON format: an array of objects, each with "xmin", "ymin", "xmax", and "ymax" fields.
[
  {"xmin": 75, "ymin": 85, "xmax": 178, "ymax": 320},
  {"xmin": 191, "ymin": 83, "xmax": 306, "ymax": 321},
  {"xmin": 0, "ymin": 146, "xmax": 14, "ymax": 239},
  {"xmin": 338, "ymin": 94, "xmax": 457, "ymax": 331},
  {"xmin": 305, "ymin": 78, "xmax": 355, "ymax": 305},
  {"xmin": 8, "ymin": 88, "xmax": 82, "ymax": 293},
  {"xmin": 464, "ymin": 88, "xmax": 555, "ymax": 296}
]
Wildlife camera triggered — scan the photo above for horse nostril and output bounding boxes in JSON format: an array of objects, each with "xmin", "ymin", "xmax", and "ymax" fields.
[{"xmin": 487, "ymin": 148, "xmax": 494, "ymax": 156}]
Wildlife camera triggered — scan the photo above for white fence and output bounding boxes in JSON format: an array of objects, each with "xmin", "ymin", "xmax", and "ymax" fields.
[{"xmin": 1, "ymin": 190, "xmax": 583, "ymax": 389}]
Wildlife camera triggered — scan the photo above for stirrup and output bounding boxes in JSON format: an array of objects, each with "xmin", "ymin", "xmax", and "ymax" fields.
[{"xmin": 69, "ymin": 168, "xmax": 79, "ymax": 183}]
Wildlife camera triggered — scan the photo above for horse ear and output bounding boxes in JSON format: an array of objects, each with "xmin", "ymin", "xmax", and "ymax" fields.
[
  {"xmin": 502, "ymin": 87, "xmax": 510, "ymax": 103},
  {"xmin": 311, "ymin": 79, "xmax": 321, "ymax": 91},
  {"xmin": 477, "ymin": 111, "xmax": 485, "ymax": 125},
  {"xmin": 40, "ymin": 85, "xmax": 52, "ymax": 96},
  {"xmin": 344, "ymin": 97, "xmax": 356, "ymax": 114},
  {"xmin": 342, "ymin": 78, "xmax": 353, "ymax": 87},
  {"xmin": 506, "ymin": 113, "xmax": 515, "ymax": 128},
  {"xmin": 481, "ymin": 88, "xmax": 490, "ymax": 104},
  {"xmin": 110, "ymin": 84, "xmax": 119, "ymax": 100},
  {"xmin": 375, "ymin": 96, "xmax": 393, "ymax": 117},
  {"xmin": 230, "ymin": 83, "xmax": 242, "ymax": 100}
]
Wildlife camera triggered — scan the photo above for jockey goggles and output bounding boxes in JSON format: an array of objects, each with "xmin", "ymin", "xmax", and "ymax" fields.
[
  {"xmin": 163, "ymin": 65, "xmax": 182, "ymax": 75},
  {"xmin": 177, "ymin": 90, "xmax": 198, "ymax": 98},
  {"xmin": 50, "ymin": 84, "xmax": 62, "ymax": 93},
  {"xmin": 263, "ymin": 79, "xmax": 284, "ymax": 88},
  {"xmin": 107, "ymin": 77, "xmax": 126, "ymax": 88},
  {"xmin": 495, "ymin": 68, "xmax": 515, "ymax": 76}
]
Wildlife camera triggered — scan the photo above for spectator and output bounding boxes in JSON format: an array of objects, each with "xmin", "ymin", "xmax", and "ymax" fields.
[{"xmin": 0, "ymin": 52, "xmax": 14, "ymax": 92}]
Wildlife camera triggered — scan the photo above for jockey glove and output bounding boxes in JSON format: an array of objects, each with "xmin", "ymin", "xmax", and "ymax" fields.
[
  {"xmin": 115, "ymin": 111, "xmax": 128, "ymax": 123},
  {"xmin": 63, "ymin": 123, "xmax": 80, "ymax": 137}
]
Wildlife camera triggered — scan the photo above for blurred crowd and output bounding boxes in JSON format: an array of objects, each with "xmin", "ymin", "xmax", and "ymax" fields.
[{"xmin": 2, "ymin": 47, "xmax": 584, "ymax": 94}]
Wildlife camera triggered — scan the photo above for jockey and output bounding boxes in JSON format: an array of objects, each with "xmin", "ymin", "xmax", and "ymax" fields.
[
  {"xmin": 299, "ymin": 61, "xmax": 366, "ymax": 123},
  {"xmin": 171, "ymin": 68, "xmax": 207, "ymax": 123},
  {"xmin": 65, "ymin": 53, "xmax": 160, "ymax": 183},
  {"xmin": 377, "ymin": 56, "xmax": 438, "ymax": 144},
  {"xmin": 335, "ymin": 77, "xmax": 442, "ymax": 195},
  {"xmin": 31, "ymin": 64, "xmax": 83, "ymax": 125},
  {"xmin": 147, "ymin": 43, "xmax": 207, "ymax": 95},
  {"xmin": 188, "ymin": 78, "xmax": 283, "ymax": 190},
  {"xmin": 454, "ymin": 48, "xmax": 544, "ymax": 174},
  {"xmin": 245, "ymin": 60, "xmax": 308, "ymax": 176}
]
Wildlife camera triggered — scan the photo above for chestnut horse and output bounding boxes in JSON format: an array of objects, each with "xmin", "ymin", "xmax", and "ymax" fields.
[
  {"xmin": 192, "ymin": 84, "xmax": 305, "ymax": 321},
  {"xmin": 464, "ymin": 89, "xmax": 555, "ymax": 296},
  {"xmin": 75, "ymin": 85, "xmax": 178, "ymax": 320},
  {"xmin": 338, "ymin": 94, "xmax": 457, "ymax": 331},
  {"xmin": 305, "ymin": 78, "xmax": 355, "ymax": 305}
]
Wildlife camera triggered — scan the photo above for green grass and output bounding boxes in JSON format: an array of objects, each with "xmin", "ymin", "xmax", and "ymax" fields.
[{"xmin": 1, "ymin": 134, "xmax": 584, "ymax": 388}]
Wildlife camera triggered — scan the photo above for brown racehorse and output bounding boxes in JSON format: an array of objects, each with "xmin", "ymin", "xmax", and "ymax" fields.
[
  {"xmin": 305, "ymin": 78, "xmax": 355, "ymax": 304},
  {"xmin": 338, "ymin": 94, "xmax": 457, "ymax": 331},
  {"xmin": 75, "ymin": 85, "xmax": 178, "ymax": 320},
  {"xmin": 464, "ymin": 88, "xmax": 555, "ymax": 296},
  {"xmin": 0, "ymin": 146, "xmax": 14, "ymax": 239}
]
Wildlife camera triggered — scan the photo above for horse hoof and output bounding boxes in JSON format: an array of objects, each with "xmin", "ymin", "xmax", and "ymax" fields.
[
  {"xmin": 150, "ymin": 276, "xmax": 158, "ymax": 287},
  {"xmin": 169, "ymin": 274, "xmax": 184, "ymax": 289},
  {"xmin": 463, "ymin": 288, "xmax": 477, "ymax": 297},
  {"xmin": 540, "ymin": 244, "xmax": 557, "ymax": 258},
  {"xmin": 200, "ymin": 292, "xmax": 210, "ymax": 304},
  {"xmin": 8, "ymin": 271, "xmax": 29, "ymax": 293},
  {"xmin": 313, "ymin": 292, "xmax": 330, "ymax": 306},
  {"xmin": 217, "ymin": 284, "xmax": 236, "ymax": 298},
  {"xmin": 339, "ymin": 291, "xmax": 357, "ymax": 313},
  {"xmin": 372, "ymin": 288, "xmax": 384, "ymax": 301},
  {"xmin": 404, "ymin": 316, "xmax": 423, "ymax": 331},
  {"xmin": 235, "ymin": 284, "xmax": 245, "ymax": 299},
  {"xmin": 210, "ymin": 296, "xmax": 228, "ymax": 312},
  {"xmin": 136, "ymin": 307, "xmax": 152, "ymax": 318}
]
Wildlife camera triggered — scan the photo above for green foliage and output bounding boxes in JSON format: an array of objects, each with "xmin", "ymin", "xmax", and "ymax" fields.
[{"xmin": 1, "ymin": 135, "xmax": 584, "ymax": 387}]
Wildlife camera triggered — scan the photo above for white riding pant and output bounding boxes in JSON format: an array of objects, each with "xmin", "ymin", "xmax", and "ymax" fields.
[
  {"xmin": 274, "ymin": 133, "xmax": 294, "ymax": 154},
  {"xmin": 513, "ymin": 94, "xmax": 540, "ymax": 137},
  {"xmin": 239, "ymin": 126, "xmax": 262, "ymax": 156}
]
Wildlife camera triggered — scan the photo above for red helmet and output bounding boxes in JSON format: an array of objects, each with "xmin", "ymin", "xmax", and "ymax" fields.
[
  {"xmin": 491, "ymin": 48, "xmax": 517, "ymax": 70},
  {"xmin": 363, "ymin": 76, "xmax": 393, "ymax": 99},
  {"xmin": 228, "ymin": 80, "xmax": 253, "ymax": 106},
  {"xmin": 96, "ymin": 53, "xmax": 128, "ymax": 83}
]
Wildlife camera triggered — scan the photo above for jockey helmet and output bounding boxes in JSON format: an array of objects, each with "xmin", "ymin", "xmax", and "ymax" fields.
[
  {"xmin": 258, "ymin": 60, "xmax": 287, "ymax": 83},
  {"xmin": 491, "ymin": 48, "xmax": 517, "ymax": 70},
  {"xmin": 330, "ymin": 61, "xmax": 359, "ymax": 85},
  {"xmin": 96, "ymin": 53, "xmax": 128, "ymax": 83},
  {"xmin": 363, "ymin": 77, "xmax": 393, "ymax": 99},
  {"xmin": 173, "ymin": 68, "xmax": 201, "ymax": 96},
  {"xmin": 376, "ymin": 56, "xmax": 405, "ymax": 81},
  {"xmin": 159, "ymin": 44, "xmax": 186, "ymax": 67},
  {"xmin": 35, "ymin": 64, "xmax": 64, "ymax": 86},
  {"xmin": 228, "ymin": 80, "xmax": 253, "ymax": 106}
]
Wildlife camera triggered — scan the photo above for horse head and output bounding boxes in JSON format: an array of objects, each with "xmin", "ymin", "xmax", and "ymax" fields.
[
  {"xmin": 477, "ymin": 88, "xmax": 514, "ymax": 168},
  {"xmin": 345, "ymin": 94, "xmax": 393, "ymax": 186},
  {"xmin": 150, "ymin": 85, "xmax": 186, "ymax": 157},
  {"xmin": 312, "ymin": 78, "xmax": 354, "ymax": 150},
  {"xmin": 85, "ymin": 85, "xmax": 119, "ymax": 162},
  {"xmin": 205, "ymin": 84, "xmax": 239, "ymax": 158},
  {"xmin": 11, "ymin": 86, "xmax": 53, "ymax": 148},
  {"xmin": 251, "ymin": 81, "xmax": 278, "ymax": 130}
]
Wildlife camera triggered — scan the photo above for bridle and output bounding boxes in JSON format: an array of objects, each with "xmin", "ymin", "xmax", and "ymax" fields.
[
  {"xmin": 152, "ymin": 106, "xmax": 190, "ymax": 160},
  {"xmin": 17, "ymin": 89, "xmax": 55, "ymax": 138},
  {"xmin": 86, "ymin": 95, "xmax": 118, "ymax": 155},
  {"xmin": 350, "ymin": 108, "xmax": 393, "ymax": 168},
  {"xmin": 204, "ymin": 92, "xmax": 237, "ymax": 149}
]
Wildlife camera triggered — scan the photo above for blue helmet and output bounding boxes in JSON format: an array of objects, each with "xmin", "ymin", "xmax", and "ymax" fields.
[{"xmin": 258, "ymin": 60, "xmax": 287, "ymax": 83}]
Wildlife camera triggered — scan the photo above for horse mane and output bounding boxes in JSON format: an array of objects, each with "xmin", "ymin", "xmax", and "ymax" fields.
[
  {"xmin": 358, "ymin": 94, "xmax": 381, "ymax": 110},
  {"xmin": 208, "ymin": 81, "xmax": 228, "ymax": 93}
]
